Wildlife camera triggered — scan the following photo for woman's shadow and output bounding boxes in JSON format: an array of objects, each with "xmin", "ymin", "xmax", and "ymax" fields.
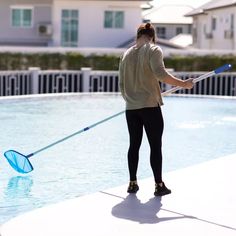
[{"xmin": 112, "ymin": 194, "xmax": 189, "ymax": 224}]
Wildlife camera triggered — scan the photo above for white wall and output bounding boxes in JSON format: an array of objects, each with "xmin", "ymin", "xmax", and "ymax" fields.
[
  {"xmin": 0, "ymin": 1, "xmax": 52, "ymax": 46},
  {"xmin": 52, "ymin": 0, "xmax": 143, "ymax": 47},
  {"xmin": 193, "ymin": 7, "xmax": 236, "ymax": 50}
]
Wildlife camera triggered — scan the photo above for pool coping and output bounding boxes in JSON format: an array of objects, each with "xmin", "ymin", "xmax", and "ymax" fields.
[
  {"xmin": 1, "ymin": 153, "xmax": 236, "ymax": 236},
  {"xmin": 0, "ymin": 92, "xmax": 235, "ymax": 102}
]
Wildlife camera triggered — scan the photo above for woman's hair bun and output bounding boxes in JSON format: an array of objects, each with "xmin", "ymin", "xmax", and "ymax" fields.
[
  {"xmin": 145, "ymin": 23, "xmax": 151, "ymax": 29},
  {"xmin": 136, "ymin": 22, "xmax": 156, "ymax": 43}
]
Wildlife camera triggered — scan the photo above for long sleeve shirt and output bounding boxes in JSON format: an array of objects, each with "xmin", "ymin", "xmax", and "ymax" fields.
[{"xmin": 119, "ymin": 43, "xmax": 169, "ymax": 110}]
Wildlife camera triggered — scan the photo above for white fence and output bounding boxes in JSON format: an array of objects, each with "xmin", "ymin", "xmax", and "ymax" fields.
[{"xmin": 0, "ymin": 67, "xmax": 236, "ymax": 97}]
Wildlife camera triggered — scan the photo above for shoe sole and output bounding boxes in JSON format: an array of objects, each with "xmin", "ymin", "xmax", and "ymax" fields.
[
  {"xmin": 154, "ymin": 190, "xmax": 171, "ymax": 197},
  {"xmin": 127, "ymin": 188, "xmax": 139, "ymax": 194}
]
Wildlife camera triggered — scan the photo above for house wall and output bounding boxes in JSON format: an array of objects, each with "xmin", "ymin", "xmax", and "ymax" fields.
[
  {"xmin": 192, "ymin": 15, "xmax": 207, "ymax": 49},
  {"xmin": 0, "ymin": 0, "xmax": 144, "ymax": 47},
  {"xmin": 52, "ymin": 0, "xmax": 142, "ymax": 47},
  {"xmin": 153, "ymin": 23, "xmax": 191, "ymax": 39},
  {"xmin": 0, "ymin": 0, "xmax": 52, "ymax": 46},
  {"xmin": 193, "ymin": 7, "xmax": 236, "ymax": 50}
]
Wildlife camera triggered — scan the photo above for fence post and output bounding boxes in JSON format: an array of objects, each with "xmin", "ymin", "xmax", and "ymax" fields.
[
  {"xmin": 29, "ymin": 67, "xmax": 40, "ymax": 95},
  {"xmin": 234, "ymin": 77, "xmax": 236, "ymax": 96},
  {"xmin": 81, "ymin": 67, "xmax": 91, "ymax": 92}
]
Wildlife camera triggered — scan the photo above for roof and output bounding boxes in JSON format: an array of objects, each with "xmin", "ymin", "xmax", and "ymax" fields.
[
  {"xmin": 143, "ymin": 4, "xmax": 193, "ymax": 24},
  {"xmin": 169, "ymin": 33, "xmax": 193, "ymax": 47},
  {"xmin": 118, "ymin": 36, "xmax": 184, "ymax": 49},
  {"xmin": 186, "ymin": 0, "xmax": 236, "ymax": 16}
]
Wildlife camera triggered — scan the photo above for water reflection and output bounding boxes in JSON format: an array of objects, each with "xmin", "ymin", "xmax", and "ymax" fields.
[
  {"xmin": 5, "ymin": 176, "xmax": 33, "ymax": 199},
  {"xmin": 0, "ymin": 176, "xmax": 34, "ymax": 224}
]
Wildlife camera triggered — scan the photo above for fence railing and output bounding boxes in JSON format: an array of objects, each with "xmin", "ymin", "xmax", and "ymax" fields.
[{"xmin": 0, "ymin": 67, "xmax": 236, "ymax": 97}]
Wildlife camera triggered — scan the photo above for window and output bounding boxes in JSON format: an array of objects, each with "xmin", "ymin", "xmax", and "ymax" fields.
[
  {"xmin": 156, "ymin": 27, "xmax": 166, "ymax": 39},
  {"xmin": 176, "ymin": 27, "xmax": 183, "ymax": 35},
  {"xmin": 11, "ymin": 8, "xmax": 32, "ymax": 27},
  {"xmin": 104, "ymin": 11, "xmax": 124, "ymax": 29},
  {"xmin": 61, "ymin": 10, "xmax": 79, "ymax": 47},
  {"xmin": 231, "ymin": 14, "xmax": 234, "ymax": 30},
  {"xmin": 211, "ymin": 17, "xmax": 217, "ymax": 31}
]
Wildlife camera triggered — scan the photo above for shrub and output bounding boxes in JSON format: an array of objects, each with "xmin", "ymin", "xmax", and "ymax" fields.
[{"xmin": 0, "ymin": 52, "xmax": 235, "ymax": 71}]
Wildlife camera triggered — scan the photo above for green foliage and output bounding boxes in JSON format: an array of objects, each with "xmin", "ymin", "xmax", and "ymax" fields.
[
  {"xmin": 0, "ymin": 52, "xmax": 235, "ymax": 71},
  {"xmin": 164, "ymin": 55, "xmax": 236, "ymax": 71}
]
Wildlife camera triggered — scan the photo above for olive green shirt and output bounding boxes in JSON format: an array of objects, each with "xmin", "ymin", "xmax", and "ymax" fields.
[{"xmin": 119, "ymin": 43, "xmax": 169, "ymax": 110}]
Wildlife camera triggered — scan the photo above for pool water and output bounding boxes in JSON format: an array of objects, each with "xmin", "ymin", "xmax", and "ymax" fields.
[{"xmin": 0, "ymin": 93, "xmax": 236, "ymax": 224}]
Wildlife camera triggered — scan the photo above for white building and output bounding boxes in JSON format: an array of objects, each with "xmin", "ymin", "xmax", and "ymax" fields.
[
  {"xmin": 143, "ymin": 4, "xmax": 193, "ymax": 42},
  {"xmin": 186, "ymin": 0, "xmax": 236, "ymax": 50},
  {"xmin": 0, "ymin": 0, "xmax": 150, "ymax": 48}
]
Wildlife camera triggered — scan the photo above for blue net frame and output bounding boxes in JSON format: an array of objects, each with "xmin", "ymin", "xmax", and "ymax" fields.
[{"xmin": 4, "ymin": 150, "xmax": 33, "ymax": 174}]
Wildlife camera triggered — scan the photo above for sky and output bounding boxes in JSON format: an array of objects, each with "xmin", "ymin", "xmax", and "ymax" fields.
[{"xmin": 152, "ymin": 0, "xmax": 211, "ymax": 8}]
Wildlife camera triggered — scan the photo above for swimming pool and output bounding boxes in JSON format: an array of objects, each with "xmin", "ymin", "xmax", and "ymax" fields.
[{"xmin": 0, "ymin": 93, "xmax": 236, "ymax": 224}]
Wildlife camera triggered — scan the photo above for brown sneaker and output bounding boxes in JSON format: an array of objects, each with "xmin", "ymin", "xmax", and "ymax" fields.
[
  {"xmin": 127, "ymin": 181, "xmax": 139, "ymax": 193},
  {"xmin": 154, "ymin": 182, "xmax": 171, "ymax": 196}
]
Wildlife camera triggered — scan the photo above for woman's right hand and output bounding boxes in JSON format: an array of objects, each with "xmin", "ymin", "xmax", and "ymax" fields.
[{"xmin": 183, "ymin": 78, "xmax": 194, "ymax": 89}]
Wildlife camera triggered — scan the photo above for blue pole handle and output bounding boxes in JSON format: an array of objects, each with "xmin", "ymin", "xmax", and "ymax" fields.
[{"xmin": 214, "ymin": 64, "xmax": 232, "ymax": 74}]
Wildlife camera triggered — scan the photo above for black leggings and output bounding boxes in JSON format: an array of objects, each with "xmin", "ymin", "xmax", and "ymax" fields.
[{"xmin": 126, "ymin": 106, "xmax": 164, "ymax": 184}]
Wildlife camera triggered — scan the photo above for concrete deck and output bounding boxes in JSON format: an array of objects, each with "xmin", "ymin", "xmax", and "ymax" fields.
[{"xmin": 1, "ymin": 154, "xmax": 236, "ymax": 236}]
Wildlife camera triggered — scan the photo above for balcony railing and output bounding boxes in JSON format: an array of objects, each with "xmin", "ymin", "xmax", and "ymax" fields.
[{"xmin": 0, "ymin": 67, "xmax": 235, "ymax": 97}]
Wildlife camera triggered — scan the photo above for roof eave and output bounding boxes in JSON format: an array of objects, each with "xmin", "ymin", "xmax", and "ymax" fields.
[
  {"xmin": 186, "ymin": 3, "xmax": 236, "ymax": 17},
  {"xmin": 185, "ymin": 12, "xmax": 207, "ymax": 17},
  {"xmin": 205, "ymin": 3, "xmax": 236, "ymax": 11}
]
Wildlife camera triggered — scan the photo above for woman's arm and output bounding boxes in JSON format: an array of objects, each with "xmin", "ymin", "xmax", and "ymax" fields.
[{"xmin": 163, "ymin": 73, "xmax": 194, "ymax": 89}]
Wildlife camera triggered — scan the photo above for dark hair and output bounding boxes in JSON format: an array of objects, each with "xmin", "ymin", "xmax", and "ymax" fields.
[{"xmin": 136, "ymin": 23, "xmax": 156, "ymax": 43}]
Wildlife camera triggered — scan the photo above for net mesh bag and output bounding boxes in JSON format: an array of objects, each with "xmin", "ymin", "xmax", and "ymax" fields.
[{"xmin": 4, "ymin": 150, "xmax": 33, "ymax": 174}]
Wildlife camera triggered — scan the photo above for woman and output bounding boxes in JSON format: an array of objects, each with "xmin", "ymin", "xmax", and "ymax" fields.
[{"xmin": 119, "ymin": 23, "xmax": 194, "ymax": 196}]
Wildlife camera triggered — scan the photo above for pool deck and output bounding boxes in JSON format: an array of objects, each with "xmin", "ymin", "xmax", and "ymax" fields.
[{"xmin": 1, "ymin": 154, "xmax": 236, "ymax": 236}]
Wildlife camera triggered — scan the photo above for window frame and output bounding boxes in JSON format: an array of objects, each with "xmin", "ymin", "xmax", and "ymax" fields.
[
  {"xmin": 211, "ymin": 17, "xmax": 217, "ymax": 31},
  {"xmin": 10, "ymin": 6, "xmax": 34, "ymax": 28},
  {"xmin": 156, "ymin": 27, "xmax": 166, "ymax": 39},
  {"xmin": 61, "ymin": 9, "xmax": 79, "ymax": 47},
  {"xmin": 104, "ymin": 10, "xmax": 124, "ymax": 29},
  {"xmin": 176, "ymin": 27, "xmax": 183, "ymax": 35}
]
